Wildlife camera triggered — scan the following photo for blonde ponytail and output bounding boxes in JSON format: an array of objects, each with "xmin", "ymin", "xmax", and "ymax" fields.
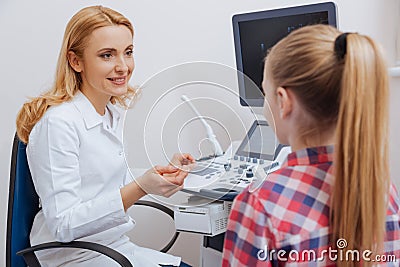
[{"xmin": 333, "ymin": 33, "xmax": 389, "ymax": 265}]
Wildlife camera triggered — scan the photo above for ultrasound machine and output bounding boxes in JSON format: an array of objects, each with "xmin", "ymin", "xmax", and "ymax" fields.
[{"xmin": 180, "ymin": 2, "xmax": 337, "ymax": 202}]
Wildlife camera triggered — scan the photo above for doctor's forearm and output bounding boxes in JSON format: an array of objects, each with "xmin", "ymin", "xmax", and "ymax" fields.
[{"xmin": 120, "ymin": 181, "xmax": 147, "ymax": 211}]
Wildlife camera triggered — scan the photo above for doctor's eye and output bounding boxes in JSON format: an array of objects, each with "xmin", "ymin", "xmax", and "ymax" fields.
[
  {"xmin": 100, "ymin": 53, "xmax": 113, "ymax": 59},
  {"xmin": 125, "ymin": 49, "xmax": 134, "ymax": 57}
]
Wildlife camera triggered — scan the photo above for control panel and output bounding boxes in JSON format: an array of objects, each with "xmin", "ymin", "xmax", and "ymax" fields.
[{"xmin": 182, "ymin": 127, "xmax": 291, "ymax": 201}]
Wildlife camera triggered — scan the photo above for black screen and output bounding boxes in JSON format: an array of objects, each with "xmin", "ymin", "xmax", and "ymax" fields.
[
  {"xmin": 233, "ymin": 2, "xmax": 337, "ymax": 106},
  {"xmin": 239, "ymin": 12, "xmax": 329, "ymax": 99}
]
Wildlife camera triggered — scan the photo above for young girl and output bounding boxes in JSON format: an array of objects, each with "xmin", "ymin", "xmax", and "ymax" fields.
[
  {"xmin": 222, "ymin": 25, "xmax": 400, "ymax": 266},
  {"xmin": 16, "ymin": 6, "xmax": 192, "ymax": 267}
]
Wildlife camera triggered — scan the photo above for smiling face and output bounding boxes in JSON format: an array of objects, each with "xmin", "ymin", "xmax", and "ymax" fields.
[{"xmin": 68, "ymin": 25, "xmax": 134, "ymax": 113}]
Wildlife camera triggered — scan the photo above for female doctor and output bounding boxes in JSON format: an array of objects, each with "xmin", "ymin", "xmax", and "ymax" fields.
[{"xmin": 16, "ymin": 6, "xmax": 193, "ymax": 267}]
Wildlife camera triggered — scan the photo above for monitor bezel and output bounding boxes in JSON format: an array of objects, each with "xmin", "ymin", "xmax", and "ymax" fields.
[
  {"xmin": 232, "ymin": 2, "xmax": 337, "ymax": 107},
  {"xmin": 235, "ymin": 120, "xmax": 276, "ymax": 161}
]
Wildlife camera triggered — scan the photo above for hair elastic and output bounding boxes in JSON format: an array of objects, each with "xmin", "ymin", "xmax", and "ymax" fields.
[{"xmin": 334, "ymin": 33, "xmax": 350, "ymax": 60}]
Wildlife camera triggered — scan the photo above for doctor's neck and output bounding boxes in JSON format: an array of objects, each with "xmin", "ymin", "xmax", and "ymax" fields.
[{"xmin": 80, "ymin": 89, "xmax": 111, "ymax": 116}]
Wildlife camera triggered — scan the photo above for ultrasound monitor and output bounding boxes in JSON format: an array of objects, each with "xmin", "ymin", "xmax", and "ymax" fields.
[{"xmin": 232, "ymin": 2, "xmax": 337, "ymax": 107}]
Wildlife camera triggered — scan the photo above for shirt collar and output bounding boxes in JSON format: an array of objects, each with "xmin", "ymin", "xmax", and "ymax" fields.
[
  {"xmin": 72, "ymin": 91, "xmax": 121, "ymax": 129},
  {"xmin": 104, "ymin": 102, "xmax": 121, "ymax": 132},
  {"xmin": 106, "ymin": 102, "xmax": 121, "ymax": 124},
  {"xmin": 281, "ymin": 145, "xmax": 334, "ymax": 167}
]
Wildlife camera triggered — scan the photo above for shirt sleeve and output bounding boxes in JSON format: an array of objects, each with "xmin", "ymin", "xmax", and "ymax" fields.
[
  {"xmin": 222, "ymin": 189, "xmax": 276, "ymax": 266},
  {"xmin": 27, "ymin": 115, "xmax": 130, "ymax": 242}
]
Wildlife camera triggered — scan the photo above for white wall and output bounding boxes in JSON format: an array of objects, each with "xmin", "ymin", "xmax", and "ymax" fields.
[{"xmin": 1, "ymin": 0, "xmax": 399, "ymax": 266}]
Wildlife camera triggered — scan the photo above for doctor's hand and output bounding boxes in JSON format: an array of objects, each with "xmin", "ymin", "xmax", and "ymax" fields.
[
  {"xmin": 135, "ymin": 165, "xmax": 189, "ymax": 197},
  {"xmin": 169, "ymin": 153, "xmax": 196, "ymax": 170}
]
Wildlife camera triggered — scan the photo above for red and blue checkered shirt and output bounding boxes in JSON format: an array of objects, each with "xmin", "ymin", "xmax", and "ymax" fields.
[{"xmin": 222, "ymin": 146, "xmax": 400, "ymax": 266}]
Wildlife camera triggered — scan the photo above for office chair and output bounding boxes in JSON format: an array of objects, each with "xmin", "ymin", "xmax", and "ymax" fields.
[{"xmin": 6, "ymin": 133, "xmax": 180, "ymax": 267}]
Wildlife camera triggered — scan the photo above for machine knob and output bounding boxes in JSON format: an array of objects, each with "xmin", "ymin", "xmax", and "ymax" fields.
[{"xmin": 246, "ymin": 169, "xmax": 254, "ymax": 178}]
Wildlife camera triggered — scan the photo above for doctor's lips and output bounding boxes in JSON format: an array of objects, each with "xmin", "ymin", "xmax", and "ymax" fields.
[{"xmin": 107, "ymin": 76, "xmax": 127, "ymax": 85}]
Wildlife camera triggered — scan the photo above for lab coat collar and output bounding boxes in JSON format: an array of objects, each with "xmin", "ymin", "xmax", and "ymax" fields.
[
  {"xmin": 72, "ymin": 91, "xmax": 121, "ymax": 130},
  {"xmin": 106, "ymin": 102, "xmax": 121, "ymax": 125},
  {"xmin": 104, "ymin": 102, "xmax": 122, "ymax": 135}
]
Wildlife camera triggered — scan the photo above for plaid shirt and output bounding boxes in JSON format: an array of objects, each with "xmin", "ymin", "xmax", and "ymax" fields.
[{"xmin": 222, "ymin": 146, "xmax": 400, "ymax": 266}]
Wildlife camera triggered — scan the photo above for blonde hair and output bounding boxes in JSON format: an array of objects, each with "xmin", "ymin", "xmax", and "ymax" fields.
[
  {"xmin": 16, "ymin": 6, "xmax": 136, "ymax": 143},
  {"xmin": 265, "ymin": 25, "xmax": 389, "ymax": 266}
]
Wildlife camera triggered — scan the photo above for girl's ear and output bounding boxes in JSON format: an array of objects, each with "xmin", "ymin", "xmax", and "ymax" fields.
[
  {"xmin": 67, "ymin": 51, "xmax": 83, "ymax": 73},
  {"xmin": 276, "ymin": 87, "xmax": 293, "ymax": 119}
]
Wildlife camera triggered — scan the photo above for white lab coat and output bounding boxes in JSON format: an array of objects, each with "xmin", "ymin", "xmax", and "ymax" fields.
[{"xmin": 27, "ymin": 91, "xmax": 181, "ymax": 267}]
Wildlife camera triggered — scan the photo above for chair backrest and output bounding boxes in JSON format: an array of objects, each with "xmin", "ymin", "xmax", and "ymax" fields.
[{"xmin": 6, "ymin": 134, "xmax": 40, "ymax": 267}]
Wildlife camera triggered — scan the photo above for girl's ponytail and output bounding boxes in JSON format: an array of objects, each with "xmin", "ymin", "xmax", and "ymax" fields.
[{"xmin": 333, "ymin": 33, "xmax": 389, "ymax": 265}]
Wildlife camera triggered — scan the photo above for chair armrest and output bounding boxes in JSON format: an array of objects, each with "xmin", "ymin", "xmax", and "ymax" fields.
[
  {"xmin": 16, "ymin": 241, "xmax": 133, "ymax": 267},
  {"xmin": 17, "ymin": 201, "xmax": 177, "ymax": 266},
  {"xmin": 134, "ymin": 200, "xmax": 180, "ymax": 253}
]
